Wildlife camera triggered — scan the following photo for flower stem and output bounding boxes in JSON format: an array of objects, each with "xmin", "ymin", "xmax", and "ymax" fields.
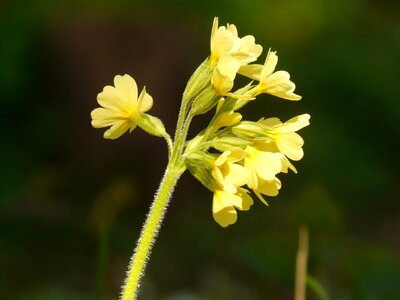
[
  {"xmin": 294, "ymin": 225, "xmax": 309, "ymax": 300},
  {"xmin": 121, "ymin": 164, "xmax": 185, "ymax": 300}
]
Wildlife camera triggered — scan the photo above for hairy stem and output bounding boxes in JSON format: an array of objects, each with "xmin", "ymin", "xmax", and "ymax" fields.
[{"xmin": 121, "ymin": 165, "xmax": 184, "ymax": 300}]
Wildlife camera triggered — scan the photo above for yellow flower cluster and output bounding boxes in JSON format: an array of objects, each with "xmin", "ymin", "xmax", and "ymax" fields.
[
  {"xmin": 90, "ymin": 17, "xmax": 309, "ymax": 228},
  {"xmin": 210, "ymin": 18, "xmax": 301, "ymax": 100},
  {"xmin": 207, "ymin": 114, "xmax": 309, "ymax": 227},
  {"xmin": 184, "ymin": 18, "xmax": 309, "ymax": 227}
]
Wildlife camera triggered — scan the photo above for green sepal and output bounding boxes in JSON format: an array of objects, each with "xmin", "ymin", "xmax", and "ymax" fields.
[
  {"xmin": 182, "ymin": 58, "xmax": 213, "ymax": 105},
  {"xmin": 209, "ymin": 136, "xmax": 252, "ymax": 152},
  {"xmin": 185, "ymin": 150, "xmax": 214, "ymax": 167},
  {"xmin": 187, "ymin": 164, "xmax": 214, "ymax": 191},
  {"xmin": 231, "ymin": 121, "xmax": 272, "ymax": 139},
  {"xmin": 190, "ymin": 84, "xmax": 220, "ymax": 116},
  {"xmin": 137, "ymin": 113, "xmax": 167, "ymax": 137},
  {"xmin": 185, "ymin": 150, "xmax": 214, "ymax": 191}
]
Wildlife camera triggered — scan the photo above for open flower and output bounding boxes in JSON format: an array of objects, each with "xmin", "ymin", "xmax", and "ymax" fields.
[
  {"xmin": 211, "ymin": 149, "xmax": 247, "ymax": 194},
  {"xmin": 251, "ymin": 176, "xmax": 282, "ymax": 206},
  {"xmin": 244, "ymin": 145, "xmax": 283, "ymax": 190},
  {"xmin": 258, "ymin": 114, "xmax": 310, "ymax": 160},
  {"xmin": 91, "ymin": 74, "xmax": 153, "ymax": 139},
  {"xmin": 210, "ymin": 18, "xmax": 239, "ymax": 66},
  {"xmin": 210, "ymin": 17, "xmax": 262, "ymax": 95},
  {"xmin": 209, "ymin": 99, "xmax": 243, "ymax": 134},
  {"xmin": 257, "ymin": 177, "xmax": 281, "ymax": 197},
  {"xmin": 239, "ymin": 49, "xmax": 301, "ymax": 100},
  {"xmin": 211, "ymin": 56, "xmax": 241, "ymax": 95},
  {"xmin": 212, "ymin": 187, "xmax": 253, "ymax": 227}
]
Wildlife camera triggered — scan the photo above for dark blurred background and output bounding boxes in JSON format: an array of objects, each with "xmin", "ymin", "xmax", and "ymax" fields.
[{"xmin": 1, "ymin": 0, "xmax": 399, "ymax": 299}]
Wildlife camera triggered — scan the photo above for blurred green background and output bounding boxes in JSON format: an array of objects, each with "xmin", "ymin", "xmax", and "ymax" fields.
[{"xmin": 1, "ymin": 0, "xmax": 399, "ymax": 299}]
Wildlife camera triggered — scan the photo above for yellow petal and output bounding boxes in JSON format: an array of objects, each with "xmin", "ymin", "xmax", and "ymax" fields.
[
  {"xmin": 281, "ymin": 156, "xmax": 297, "ymax": 173},
  {"xmin": 215, "ymin": 151, "xmax": 231, "ymax": 166},
  {"xmin": 114, "ymin": 74, "xmax": 138, "ymax": 103},
  {"xmin": 238, "ymin": 64, "xmax": 263, "ymax": 81},
  {"xmin": 230, "ymin": 35, "xmax": 263, "ymax": 65},
  {"xmin": 253, "ymin": 190, "xmax": 269, "ymax": 206},
  {"xmin": 240, "ymin": 36, "xmax": 262, "ymax": 59},
  {"xmin": 258, "ymin": 177, "xmax": 281, "ymax": 196},
  {"xmin": 210, "ymin": 17, "xmax": 219, "ymax": 49},
  {"xmin": 226, "ymin": 23, "xmax": 238, "ymax": 37},
  {"xmin": 232, "ymin": 188, "xmax": 254, "ymax": 211},
  {"xmin": 276, "ymin": 133, "xmax": 304, "ymax": 161},
  {"xmin": 212, "ymin": 190, "xmax": 238, "ymax": 227},
  {"xmin": 258, "ymin": 69, "xmax": 302, "ymax": 101},
  {"xmin": 226, "ymin": 164, "xmax": 248, "ymax": 187},
  {"xmin": 212, "ymin": 68, "xmax": 233, "ymax": 95},
  {"xmin": 260, "ymin": 49, "xmax": 278, "ymax": 81},
  {"xmin": 213, "ymin": 111, "xmax": 242, "ymax": 130},
  {"xmin": 212, "ymin": 56, "xmax": 240, "ymax": 95},
  {"xmin": 226, "ymin": 148, "xmax": 246, "ymax": 163},
  {"xmin": 252, "ymin": 140, "xmax": 280, "ymax": 153},
  {"xmin": 210, "ymin": 23, "xmax": 237, "ymax": 65},
  {"xmin": 246, "ymin": 147, "xmax": 282, "ymax": 181},
  {"xmin": 275, "ymin": 114, "xmax": 310, "ymax": 133},
  {"xmin": 216, "ymin": 98, "xmax": 225, "ymax": 113},
  {"xmin": 211, "ymin": 166, "xmax": 225, "ymax": 189},
  {"xmin": 97, "ymin": 86, "xmax": 126, "ymax": 112},
  {"xmin": 263, "ymin": 70, "xmax": 290, "ymax": 88},
  {"xmin": 103, "ymin": 120, "xmax": 132, "ymax": 139},
  {"xmin": 137, "ymin": 87, "xmax": 153, "ymax": 112},
  {"xmin": 254, "ymin": 152, "xmax": 282, "ymax": 181},
  {"xmin": 244, "ymin": 157, "xmax": 258, "ymax": 189},
  {"xmin": 260, "ymin": 117, "xmax": 282, "ymax": 128},
  {"xmin": 269, "ymin": 86, "xmax": 301, "ymax": 101},
  {"xmin": 264, "ymin": 81, "xmax": 301, "ymax": 101},
  {"xmin": 91, "ymin": 108, "xmax": 125, "ymax": 128}
]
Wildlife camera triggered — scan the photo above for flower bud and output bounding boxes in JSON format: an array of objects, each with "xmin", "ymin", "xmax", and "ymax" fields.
[
  {"xmin": 190, "ymin": 84, "xmax": 220, "ymax": 116},
  {"xmin": 182, "ymin": 58, "xmax": 213, "ymax": 104}
]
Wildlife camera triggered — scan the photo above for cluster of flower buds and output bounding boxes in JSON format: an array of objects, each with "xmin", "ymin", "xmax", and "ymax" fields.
[{"xmin": 91, "ymin": 17, "xmax": 310, "ymax": 227}]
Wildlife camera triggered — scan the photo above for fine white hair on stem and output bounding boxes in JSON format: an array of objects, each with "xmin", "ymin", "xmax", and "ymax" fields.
[{"xmin": 120, "ymin": 166, "xmax": 180, "ymax": 300}]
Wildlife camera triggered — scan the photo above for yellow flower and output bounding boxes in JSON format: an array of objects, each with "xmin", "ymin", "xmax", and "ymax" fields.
[
  {"xmin": 209, "ymin": 99, "xmax": 242, "ymax": 134},
  {"xmin": 211, "ymin": 56, "xmax": 241, "ymax": 95},
  {"xmin": 251, "ymin": 177, "xmax": 282, "ymax": 206},
  {"xmin": 91, "ymin": 74, "xmax": 153, "ymax": 139},
  {"xmin": 210, "ymin": 18, "xmax": 239, "ymax": 66},
  {"xmin": 258, "ymin": 114, "xmax": 310, "ymax": 161},
  {"xmin": 242, "ymin": 145, "xmax": 287, "ymax": 206},
  {"xmin": 212, "ymin": 188, "xmax": 253, "ymax": 227},
  {"xmin": 211, "ymin": 149, "xmax": 247, "ymax": 194},
  {"xmin": 244, "ymin": 145, "xmax": 283, "ymax": 190},
  {"xmin": 209, "ymin": 148, "xmax": 254, "ymax": 227},
  {"xmin": 239, "ymin": 49, "xmax": 301, "ymax": 100},
  {"xmin": 257, "ymin": 177, "xmax": 281, "ymax": 197},
  {"xmin": 210, "ymin": 17, "xmax": 262, "ymax": 95}
]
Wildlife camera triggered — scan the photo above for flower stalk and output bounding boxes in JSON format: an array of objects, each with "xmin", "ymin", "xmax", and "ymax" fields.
[{"xmin": 121, "ymin": 164, "xmax": 184, "ymax": 300}]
